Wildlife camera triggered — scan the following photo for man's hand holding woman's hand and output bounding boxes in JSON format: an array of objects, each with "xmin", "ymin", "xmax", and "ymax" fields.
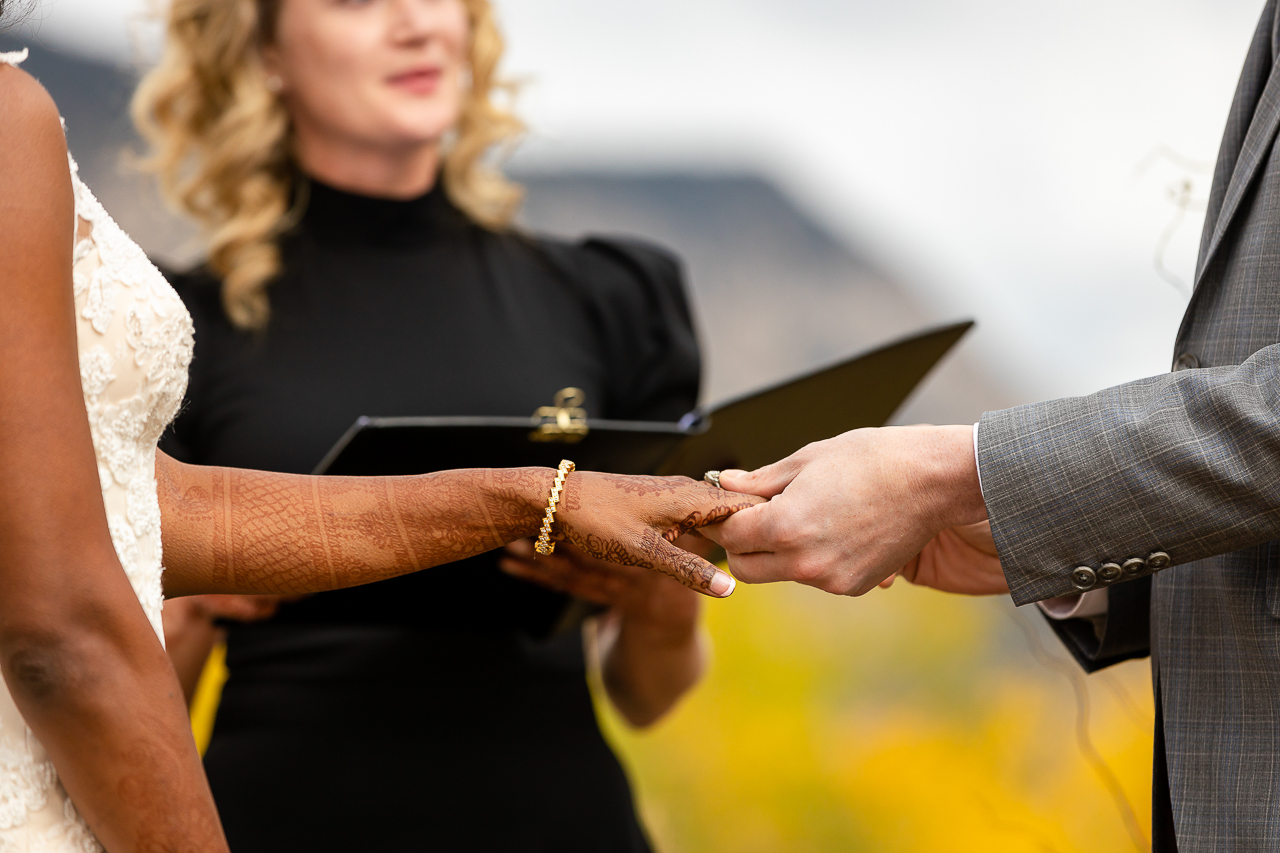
[{"xmin": 699, "ymin": 425, "xmax": 1010, "ymax": 597}]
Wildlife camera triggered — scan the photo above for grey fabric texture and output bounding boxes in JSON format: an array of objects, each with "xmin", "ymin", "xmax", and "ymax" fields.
[{"xmin": 978, "ymin": 2, "xmax": 1280, "ymax": 848}]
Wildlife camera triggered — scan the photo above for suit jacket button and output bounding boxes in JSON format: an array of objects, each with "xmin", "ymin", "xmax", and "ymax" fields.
[
  {"xmin": 1098, "ymin": 562, "xmax": 1122, "ymax": 582},
  {"xmin": 1122, "ymin": 557, "xmax": 1146, "ymax": 576},
  {"xmin": 1174, "ymin": 353, "xmax": 1200, "ymax": 371},
  {"xmin": 1147, "ymin": 551, "xmax": 1171, "ymax": 570},
  {"xmin": 1072, "ymin": 566, "xmax": 1097, "ymax": 589}
]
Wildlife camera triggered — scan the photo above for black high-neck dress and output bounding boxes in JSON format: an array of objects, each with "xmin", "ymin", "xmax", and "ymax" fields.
[{"xmin": 161, "ymin": 178, "xmax": 701, "ymax": 853}]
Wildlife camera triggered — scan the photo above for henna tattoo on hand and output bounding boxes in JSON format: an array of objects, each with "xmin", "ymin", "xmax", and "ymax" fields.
[
  {"xmin": 665, "ymin": 501, "xmax": 759, "ymax": 543},
  {"xmin": 553, "ymin": 472, "xmax": 762, "ymax": 594},
  {"xmin": 602, "ymin": 475, "xmax": 692, "ymax": 497},
  {"xmin": 570, "ymin": 531, "xmax": 652, "ymax": 570}
]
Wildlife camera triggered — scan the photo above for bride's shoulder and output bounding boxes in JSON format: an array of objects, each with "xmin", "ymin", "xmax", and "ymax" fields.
[
  {"xmin": 0, "ymin": 61, "xmax": 62, "ymax": 139},
  {"xmin": 0, "ymin": 64, "xmax": 71, "ymax": 212}
]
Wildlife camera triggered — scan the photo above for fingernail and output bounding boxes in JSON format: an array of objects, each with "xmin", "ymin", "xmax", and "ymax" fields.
[
  {"xmin": 709, "ymin": 571, "xmax": 736, "ymax": 598},
  {"xmin": 720, "ymin": 469, "xmax": 747, "ymax": 482}
]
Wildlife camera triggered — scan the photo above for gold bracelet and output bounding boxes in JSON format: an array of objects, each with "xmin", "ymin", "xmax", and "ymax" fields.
[{"xmin": 534, "ymin": 460, "xmax": 576, "ymax": 555}]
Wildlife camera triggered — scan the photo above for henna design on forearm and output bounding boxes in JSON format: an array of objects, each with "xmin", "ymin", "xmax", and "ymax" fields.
[
  {"xmin": 160, "ymin": 461, "xmax": 551, "ymax": 596},
  {"xmin": 211, "ymin": 469, "xmax": 230, "ymax": 588},
  {"xmin": 383, "ymin": 476, "xmax": 422, "ymax": 573}
]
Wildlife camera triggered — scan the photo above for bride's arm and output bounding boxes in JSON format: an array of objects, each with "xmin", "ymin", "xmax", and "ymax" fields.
[
  {"xmin": 157, "ymin": 455, "xmax": 755, "ymax": 599},
  {"xmin": 0, "ymin": 69, "xmax": 228, "ymax": 852},
  {"xmin": 157, "ymin": 459, "xmax": 551, "ymax": 596}
]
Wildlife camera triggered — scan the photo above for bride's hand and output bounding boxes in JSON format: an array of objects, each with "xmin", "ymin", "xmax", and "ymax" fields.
[{"xmin": 554, "ymin": 473, "xmax": 762, "ymax": 598}]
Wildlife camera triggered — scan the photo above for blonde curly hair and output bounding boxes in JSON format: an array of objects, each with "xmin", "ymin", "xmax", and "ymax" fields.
[{"xmin": 133, "ymin": 0, "xmax": 524, "ymax": 330}]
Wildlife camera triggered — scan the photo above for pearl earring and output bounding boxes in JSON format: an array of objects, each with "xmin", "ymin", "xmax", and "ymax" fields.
[{"xmin": 265, "ymin": 74, "xmax": 284, "ymax": 94}]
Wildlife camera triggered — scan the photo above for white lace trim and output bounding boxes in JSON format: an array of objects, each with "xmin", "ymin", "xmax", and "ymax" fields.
[
  {"xmin": 42, "ymin": 797, "xmax": 104, "ymax": 853},
  {"xmin": 0, "ymin": 744, "xmax": 56, "ymax": 831},
  {"xmin": 0, "ymin": 49, "xmax": 27, "ymax": 68}
]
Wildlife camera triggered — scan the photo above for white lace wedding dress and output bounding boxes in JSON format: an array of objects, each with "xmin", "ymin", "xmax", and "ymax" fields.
[{"xmin": 0, "ymin": 50, "xmax": 194, "ymax": 852}]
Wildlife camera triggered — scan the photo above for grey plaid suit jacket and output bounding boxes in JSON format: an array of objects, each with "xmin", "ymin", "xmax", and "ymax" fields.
[{"xmin": 977, "ymin": 2, "xmax": 1280, "ymax": 849}]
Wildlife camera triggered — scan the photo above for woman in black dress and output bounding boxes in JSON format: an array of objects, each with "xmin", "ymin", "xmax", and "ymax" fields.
[{"xmin": 138, "ymin": 1, "xmax": 716, "ymax": 850}]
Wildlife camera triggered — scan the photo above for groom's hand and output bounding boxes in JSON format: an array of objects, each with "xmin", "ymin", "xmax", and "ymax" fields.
[
  {"xmin": 701, "ymin": 425, "xmax": 1001, "ymax": 596},
  {"xmin": 892, "ymin": 519, "xmax": 1008, "ymax": 595}
]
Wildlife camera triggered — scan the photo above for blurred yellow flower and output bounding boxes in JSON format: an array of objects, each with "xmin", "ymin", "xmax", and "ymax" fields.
[{"xmin": 596, "ymin": 581, "xmax": 1153, "ymax": 853}]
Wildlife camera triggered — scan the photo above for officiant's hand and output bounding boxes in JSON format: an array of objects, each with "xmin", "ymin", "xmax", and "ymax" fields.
[
  {"xmin": 500, "ymin": 536, "xmax": 709, "ymax": 727},
  {"xmin": 700, "ymin": 426, "xmax": 1005, "ymax": 596},
  {"xmin": 162, "ymin": 594, "xmax": 296, "ymax": 703},
  {"xmin": 499, "ymin": 537, "xmax": 701, "ymax": 628}
]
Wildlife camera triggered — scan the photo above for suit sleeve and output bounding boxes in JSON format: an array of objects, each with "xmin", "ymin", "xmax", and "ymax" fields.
[{"xmin": 978, "ymin": 341, "xmax": 1280, "ymax": 606}]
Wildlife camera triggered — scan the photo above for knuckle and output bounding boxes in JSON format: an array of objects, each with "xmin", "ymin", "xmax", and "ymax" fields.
[
  {"xmin": 792, "ymin": 557, "xmax": 827, "ymax": 585},
  {"xmin": 847, "ymin": 579, "xmax": 874, "ymax": 597},
  {"xmin": 815, "ymin": 572, "xmax": 847, "ymax": 595},
  {"xmin": 773, "ymin": 521, "xmax": 811, "ymax": 552}
]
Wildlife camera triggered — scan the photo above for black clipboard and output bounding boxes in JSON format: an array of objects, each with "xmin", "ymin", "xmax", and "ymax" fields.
[{"xmin": 313, "ymin": 320, "xmax": 974, "ymax": 478}]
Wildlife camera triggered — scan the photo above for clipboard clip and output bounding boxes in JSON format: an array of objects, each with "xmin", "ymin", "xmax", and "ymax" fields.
[{"xmin": 530, "ymin": 387, "xmax": 590, "ymax": 443}]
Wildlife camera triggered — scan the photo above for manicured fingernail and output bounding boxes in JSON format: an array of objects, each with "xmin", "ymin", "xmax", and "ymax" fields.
[
  {"xmin": 720, "ymin": 469, "xmax": 747, "ymax": 482},
  {"xmin": 709, "ymin": 571, "xmax": 736, "ymax": 598}
]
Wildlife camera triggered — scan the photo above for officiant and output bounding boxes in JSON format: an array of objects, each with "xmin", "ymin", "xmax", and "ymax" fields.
[{"xmin": 140, "ymin": 1, "xmax": 707, "ymax": 850}]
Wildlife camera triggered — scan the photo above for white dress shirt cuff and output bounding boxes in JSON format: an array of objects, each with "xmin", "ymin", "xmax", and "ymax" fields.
[
  {"xmin": 1038, "ymin": 589, "xmax": 1109, "ymax": 619},
  {"xmin": 972, "ymin": 422, "xmax": 984, "ymax": 499}
]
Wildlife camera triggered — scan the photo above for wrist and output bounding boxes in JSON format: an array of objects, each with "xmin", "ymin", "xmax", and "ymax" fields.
[
  {"xmin": 476, "ymin": 467, "xmax": 557, "ymax": 543},
  {"xmin": 920, "ymin": 425, "xmax": 988, "ymax": 529}
]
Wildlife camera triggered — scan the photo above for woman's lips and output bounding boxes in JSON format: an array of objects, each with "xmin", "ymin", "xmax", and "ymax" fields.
[{"xmin": 388, "ymin": 67, "xmax": 442, "ymax": 95}]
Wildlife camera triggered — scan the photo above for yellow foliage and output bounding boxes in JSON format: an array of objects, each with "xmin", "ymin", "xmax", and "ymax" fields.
[{"xmin": 596, "ymin": 581, "xmax": 1153, "ymax": 853}]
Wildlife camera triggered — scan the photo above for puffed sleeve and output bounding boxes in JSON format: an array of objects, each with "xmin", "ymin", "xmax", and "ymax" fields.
[{"xmin": 562, "ymin": 236, "xmax": 702, "ymax": 422}]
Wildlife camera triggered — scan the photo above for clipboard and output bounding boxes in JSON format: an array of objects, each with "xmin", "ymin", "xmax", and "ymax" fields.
[{"xmin": 313, "ymin": 320, "xmax": 974, "ymax": 478}]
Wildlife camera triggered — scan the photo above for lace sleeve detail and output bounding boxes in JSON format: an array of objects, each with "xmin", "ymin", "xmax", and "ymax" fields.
[{"xmin": 0, "ymin": 49, "xmax": 28, "ymax": 67}]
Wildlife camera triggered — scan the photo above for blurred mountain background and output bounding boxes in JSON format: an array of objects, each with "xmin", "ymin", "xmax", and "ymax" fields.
[{"xmin": 2, "ymin": 12, "xmax": 1195, "ymax": 850}]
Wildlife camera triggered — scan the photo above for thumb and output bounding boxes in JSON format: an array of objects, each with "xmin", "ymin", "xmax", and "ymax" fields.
[{"xmin": 718, "ymin": 456, "xmax": 802, "ymax": 499}]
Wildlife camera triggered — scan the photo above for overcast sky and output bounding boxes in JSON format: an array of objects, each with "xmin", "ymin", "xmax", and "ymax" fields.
[{"xmin": 15, "ymin": 0, "xmax": 1270, "ymax": 403}]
